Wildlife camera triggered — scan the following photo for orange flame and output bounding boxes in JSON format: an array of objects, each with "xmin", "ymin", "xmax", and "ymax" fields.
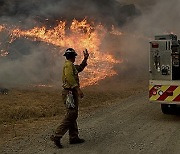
[{"xmin": 0, "ymin": 19, "xmax": 122, "ymax": 87}]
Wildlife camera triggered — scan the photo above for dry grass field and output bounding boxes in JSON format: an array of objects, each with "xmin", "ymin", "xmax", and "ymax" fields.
[
  {"xmin": 0, "ymin": 78, "xmax": 147, "ymax": 144},
  {"xmin": 0, "ymin": 80, "xmax": 147, "ymax": 123}
]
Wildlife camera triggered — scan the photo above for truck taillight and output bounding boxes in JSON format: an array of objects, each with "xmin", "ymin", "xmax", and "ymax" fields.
[{"xmin": 152, "ymin": 43, "xmax": 159, "ymax": 48}]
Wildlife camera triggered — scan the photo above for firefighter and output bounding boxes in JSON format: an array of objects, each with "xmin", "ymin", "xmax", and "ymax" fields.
[{"xmin": 51, "ymin": 48, "xmax": 89, "ymax": 148}]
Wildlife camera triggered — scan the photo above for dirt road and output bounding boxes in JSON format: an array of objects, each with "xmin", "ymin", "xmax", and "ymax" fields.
[{"xmin": 0, "ymin": 92, "xmax": 180, "ymax": 154}]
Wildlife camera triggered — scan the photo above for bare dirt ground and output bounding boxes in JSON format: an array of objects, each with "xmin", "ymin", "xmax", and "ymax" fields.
[{"xmin": 0, "ymin": 90, "xmax": 180, "ymax": 154}]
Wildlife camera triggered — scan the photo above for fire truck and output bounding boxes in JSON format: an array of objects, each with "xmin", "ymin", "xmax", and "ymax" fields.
[{"xmin": 149, "ymin": 34, "xmax": 180, "ymax": 114}]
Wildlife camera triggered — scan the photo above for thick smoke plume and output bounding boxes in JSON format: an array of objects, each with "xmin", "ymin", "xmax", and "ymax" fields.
[
  {"xmin": 0, "ymin": 0, "xmax": 139, "ymax": 27},
  {"xmin": 118, "ymin": 0, "xmax": 180, "ymax": 81}
]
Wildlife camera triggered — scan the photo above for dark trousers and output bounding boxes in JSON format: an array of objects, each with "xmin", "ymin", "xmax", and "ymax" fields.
[{"xmin": 55, "ymin": 89, "xmax": 79, "ymax": 140}]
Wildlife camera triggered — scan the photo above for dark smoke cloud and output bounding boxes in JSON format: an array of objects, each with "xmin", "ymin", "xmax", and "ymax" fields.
[
  {"xmin": 0, "ymin": 0, "xmax": 140, "ymax": 27},
  {"xmin": 117, "ymin": 0, "xmax": 157, "ymax": 10}
]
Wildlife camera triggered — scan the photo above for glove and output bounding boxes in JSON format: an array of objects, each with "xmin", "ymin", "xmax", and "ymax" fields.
[{"xmin": 66, "ymin": 91, "xmax": 75, "ymax": 108}]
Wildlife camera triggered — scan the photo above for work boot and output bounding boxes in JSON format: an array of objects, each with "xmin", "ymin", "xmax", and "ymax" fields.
[
  {"xmin": 50, "ymin": 135, "xmax": 63, "ymax": 148},
  {"xmin": 69, "ymin": 138, "xmax": 85, "ymax": 144}
]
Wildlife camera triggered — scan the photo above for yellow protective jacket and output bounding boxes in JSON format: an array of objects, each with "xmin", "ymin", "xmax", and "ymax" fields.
[{"xmin": 62, "ymin": 59, "xmax": 87, "ymax": 89}]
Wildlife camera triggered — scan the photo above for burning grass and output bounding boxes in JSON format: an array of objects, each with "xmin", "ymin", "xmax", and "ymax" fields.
[{"xmin": 0, "ymin": 19, "xmax": 122, "ymax": 86}]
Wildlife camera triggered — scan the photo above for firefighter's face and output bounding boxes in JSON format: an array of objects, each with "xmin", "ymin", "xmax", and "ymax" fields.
[
  {"xmin": 66, "ymin": 54, "xmax": 76, "ymax": 63},
  {"xmin": 72, "ymin": 56, "xmax": 76, "ymax": 63}
]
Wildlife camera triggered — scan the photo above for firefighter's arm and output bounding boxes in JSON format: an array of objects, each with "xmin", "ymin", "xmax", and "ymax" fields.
[
  {"xmin": 75, "ymin": 86, "xmax": 84, "ymax": 98},
  {"xmin": 64, "ymin": 63, "xmax": 78, "ymax": 89},
  {"xmin": 75, "ymin": 49, "xmax": 89, "ymax": 72}
]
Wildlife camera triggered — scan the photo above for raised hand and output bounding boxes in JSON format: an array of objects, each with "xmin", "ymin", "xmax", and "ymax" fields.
[{"xmin": 83, "ymin": 49, "xmax": 89, "ymax": 60}]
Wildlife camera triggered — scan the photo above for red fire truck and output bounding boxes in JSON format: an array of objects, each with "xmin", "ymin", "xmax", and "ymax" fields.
[{"xmin": 149, "ymin": 34, "xmax": 180, "ymax": 114}]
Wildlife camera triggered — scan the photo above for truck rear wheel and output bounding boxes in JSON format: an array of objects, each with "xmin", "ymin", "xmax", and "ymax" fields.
[{"xmin": 161, "ymin": 104, "xmax": 177, "ymax": 114}]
